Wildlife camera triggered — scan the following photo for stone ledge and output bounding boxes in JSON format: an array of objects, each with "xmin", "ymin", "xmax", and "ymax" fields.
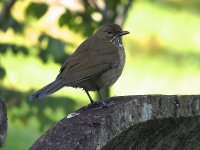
[{"xmin": 30, "ymin": 95, "xmax": 200, "ymax": 150}]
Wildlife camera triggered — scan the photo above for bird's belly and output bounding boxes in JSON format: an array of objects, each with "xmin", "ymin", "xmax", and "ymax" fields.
[
  {"xmin": 97, "ymin": 66, "xmax": 123, "ymax": 89},
  {"xmin": 94, "ymin": 48, "xmax": 125, "ymax": 90}
]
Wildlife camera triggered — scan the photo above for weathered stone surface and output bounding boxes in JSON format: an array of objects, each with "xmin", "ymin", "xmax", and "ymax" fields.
[
  {"xmin": 0, "ymin": 97, "xmax": 7, "ymax": 147},
  {"xmin": 30, "ymin": 95, "xmax": 200, "ymax": 150}
]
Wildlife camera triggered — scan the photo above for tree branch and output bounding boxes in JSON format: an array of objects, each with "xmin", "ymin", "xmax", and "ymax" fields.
[{"xmin": 115, "ymin": 0, "xmax": 134, "ymax": 26}]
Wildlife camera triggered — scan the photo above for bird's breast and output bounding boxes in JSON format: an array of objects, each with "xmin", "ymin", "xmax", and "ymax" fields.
[
  {"xmin": 95, "ymin": 46, "xmax": 126, "ymax": 89},
  {"xmin": 118, "ymin": 46, "xmax": 126, "ymax": 68}
]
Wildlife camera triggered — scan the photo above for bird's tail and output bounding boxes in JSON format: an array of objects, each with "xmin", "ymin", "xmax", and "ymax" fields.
[{"xmin": 29, "ymin": 79, "xmax": 64, "ymax": 101}]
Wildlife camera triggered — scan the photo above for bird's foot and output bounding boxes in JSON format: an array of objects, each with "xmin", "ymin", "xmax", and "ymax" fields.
[
  {"xmin": 101, "ymin": 100, "xmax": 113, "ymax": 107},
  {"xmin": 85, "ymin": 99, "xmax": 114, "ymax": 110},
  {"xmin": 93, "ymin": 100, "xmax": 113, "ymax": 110}
]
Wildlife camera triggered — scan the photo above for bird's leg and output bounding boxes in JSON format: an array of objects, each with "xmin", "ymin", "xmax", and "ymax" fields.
[
  {"xmin": 97, "ymin": 89, "xmax": 113, "ymax": 107},
  {"xmin": 98, "ymin": 89, "xmax": 103, "ymax": 100},
  {"xmin": 85, "ymin": 90, "xmax": 94, "ymax": 104},
  {"xmin": 97, "ymin": 89, "xmax": 106, "ymax": 105}
]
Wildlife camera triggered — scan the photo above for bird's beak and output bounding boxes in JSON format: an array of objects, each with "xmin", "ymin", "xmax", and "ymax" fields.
[{"xmin": 119, "ymin": 31, "xmax": 130, "ymax": 36}]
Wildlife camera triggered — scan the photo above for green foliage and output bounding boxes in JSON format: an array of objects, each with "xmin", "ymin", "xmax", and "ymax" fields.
[
  {"xmin": 59, "ymin": 0, "xmax": 100, "ymax": 36},
  {"xmin": 0, "ymin": 44, "xmax": 29, "ymax": 55},
  {"xmin": 38, "ymin": 34, "xmax": 70, "ymax": 64},
  {"xmin": 59, "ymin": 9, "xmax": 99, "ymax": 36},
  {"xmin": 0, "ymin": 14, "xmax": 24, "ymax": 33},
  {"xmin": 58, "ymin": 0, "xmax": 131, "ymax": 36},
  {"xmin": 25, "ymin": 2, "xmax": 48, "ymax": 20},
  {"xmin": 0, "ymin": 66, "xmax": 6, "ymax": 80}
]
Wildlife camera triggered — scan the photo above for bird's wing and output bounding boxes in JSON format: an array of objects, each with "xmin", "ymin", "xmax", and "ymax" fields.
[{"xmin": 57, "ymin": 37, "xmax": 119, "ymax": 84}]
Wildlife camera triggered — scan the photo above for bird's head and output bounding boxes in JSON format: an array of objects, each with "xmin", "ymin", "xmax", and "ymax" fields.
[{"xmin": 94, "ymin": 23, "xmax": 129, "ymax": 47}]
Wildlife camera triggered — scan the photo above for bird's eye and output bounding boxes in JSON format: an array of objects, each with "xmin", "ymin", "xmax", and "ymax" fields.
[{"xmin": 107, "ymin": 31, "xmax": 112, "ymax": 36}]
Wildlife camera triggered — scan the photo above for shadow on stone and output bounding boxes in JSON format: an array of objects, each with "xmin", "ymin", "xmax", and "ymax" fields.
[{"xmin": 103, "ymin": 117, "xmax": 200, "ymax": 150}]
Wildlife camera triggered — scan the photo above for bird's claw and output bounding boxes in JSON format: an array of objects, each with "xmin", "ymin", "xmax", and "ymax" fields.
[
  {"xmin": 101, "ymin": 101, "xmax": 113, "ymax": 107},
  {"xmin": 93, "ymin": 100, "xmax": 114, "ymax": 110}
]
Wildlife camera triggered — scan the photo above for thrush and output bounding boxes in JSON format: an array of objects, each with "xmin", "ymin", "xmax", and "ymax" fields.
[{"xmin": 29, "ymin": 23, "xmax": 129, "ymax": 106}]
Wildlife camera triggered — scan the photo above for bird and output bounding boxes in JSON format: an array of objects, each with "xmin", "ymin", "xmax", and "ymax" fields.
[{"xmin": 29, "ymin": 23, "xmax": 129, "ymax": 106}]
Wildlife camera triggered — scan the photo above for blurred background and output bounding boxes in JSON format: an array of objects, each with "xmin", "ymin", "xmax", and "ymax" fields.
[{"xmin": 1, "ymin": 0, "xmax": 200, "ymax": 149}]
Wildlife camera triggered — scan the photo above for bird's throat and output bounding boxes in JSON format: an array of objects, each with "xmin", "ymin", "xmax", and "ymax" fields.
[{"xmin": 113, "ymin": 38, "xmax": 123, "ymax": 47}]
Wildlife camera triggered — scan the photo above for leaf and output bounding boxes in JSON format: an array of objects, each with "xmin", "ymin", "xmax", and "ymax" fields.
[
  {"xmin": 38, "ymin": 48, "xmax": 48, "ymax": 63},
  {"xmin": 59, "ymin": 11, "xmax": 98, "ymax": 36},
  {"xmin": 0, "ymin": 14, "xmax": 24, "ymax": 33},
  {"xmin": 26, "ymin": 2, "xmax": 48, "ymax": 19},
  {"xmin": 38, "ymin": 34, "xmax": 70, "ymax": 64},
  {"xmin": 58, "ymin": 10, "xmax": 71, "ymax": 27},
  {"xmin": 46, "ymin": 37, "xmax": 66, "ymax": 63},
  {"xmin": 0, "ymin": 66, "xmax": 6, "ymax": 80},
  {"xmin": 0, "ymin": 44, "xmax": 7, "ymax": 54},
  {"xmin": 0, "ymin": 44, "xmax": 29, "ymax": 55}
]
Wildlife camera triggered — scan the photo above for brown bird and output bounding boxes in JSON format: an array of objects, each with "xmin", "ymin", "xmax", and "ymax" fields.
[{"xmin": 29, "ymin": 23, "xmax": 129, "ymax": 106}]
